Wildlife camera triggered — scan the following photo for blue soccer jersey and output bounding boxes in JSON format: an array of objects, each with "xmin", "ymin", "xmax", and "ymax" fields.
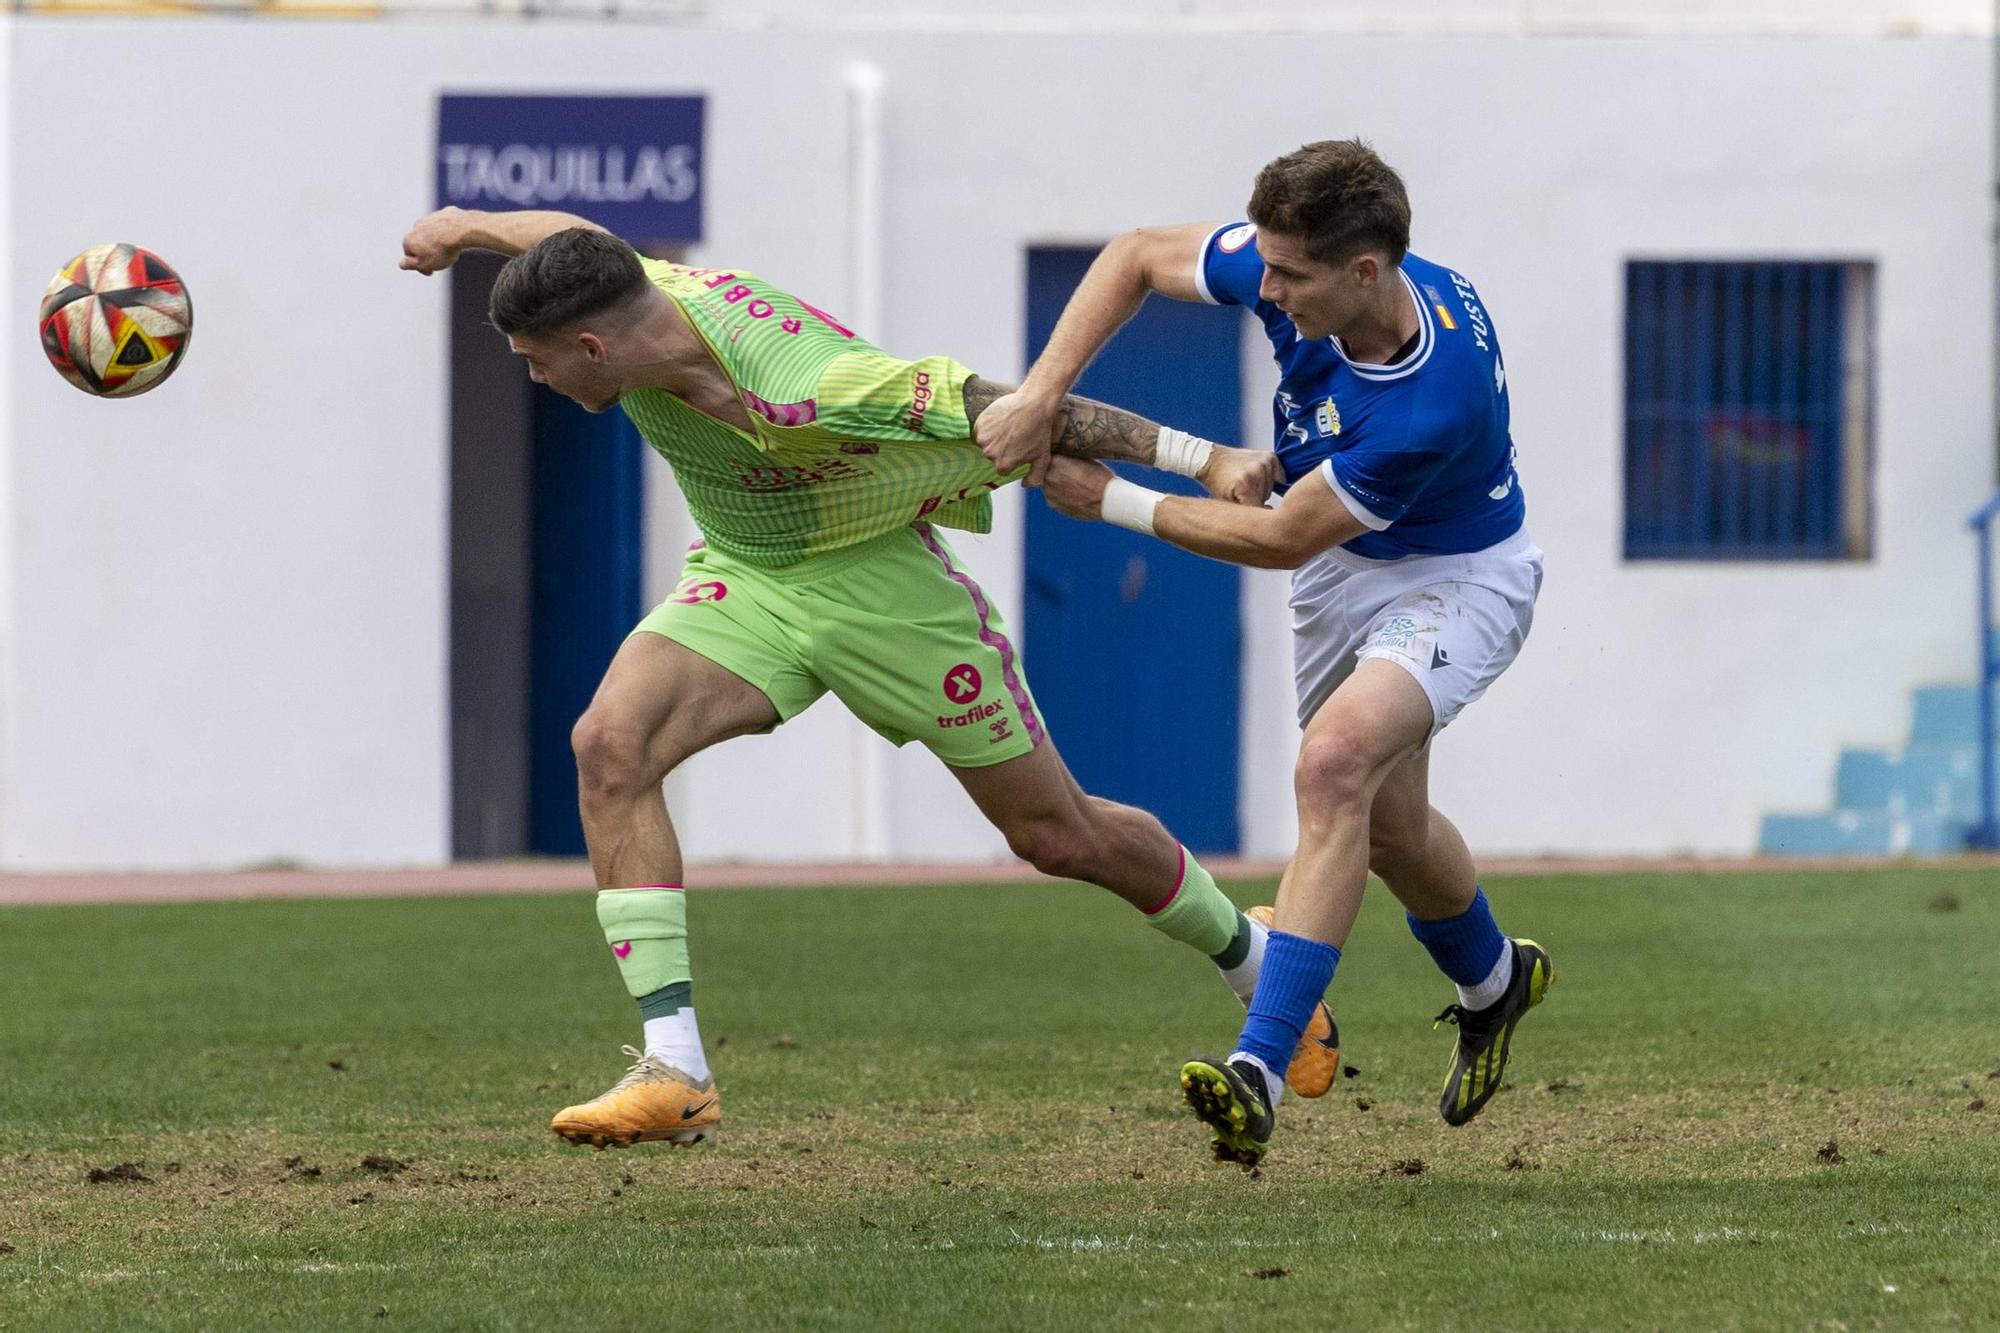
[{"xmin": 1195, "ymin": 221, "xmax": 1525, "ymax": 559}]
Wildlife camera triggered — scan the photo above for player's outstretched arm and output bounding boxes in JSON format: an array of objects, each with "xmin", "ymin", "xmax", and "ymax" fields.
[
  {"xmin": 399, "ymin": 206, "xmax": 611, "ymax": 275},
  {"xmin": 965, "ymin": 376, "xmax": 1279, "ymax": 507},
  {"xmin": 970, "ymin": 221, "xmax": 1219, "ymax": 485},
  {"xmin": 1042, "ymin": 456, "xmax": 1366, "ymax": 570}
]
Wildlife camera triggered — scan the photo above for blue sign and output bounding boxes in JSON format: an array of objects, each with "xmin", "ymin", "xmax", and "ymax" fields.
[{"xmin": 436, "ymin": 94, "xmax": 704, "ymax": 243}]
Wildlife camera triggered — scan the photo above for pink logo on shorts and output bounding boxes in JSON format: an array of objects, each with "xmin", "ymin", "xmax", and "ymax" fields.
[
  {"xmin": 612, "ymin": 941, "xmax": 633, "ymax": 959},
  {"xmin": 669, "ymin": 580, "xmax": 728, "ymax": 605},
  {"xmin": 943, "ymin": 663, "xmax": 983, "ymax": 704}
]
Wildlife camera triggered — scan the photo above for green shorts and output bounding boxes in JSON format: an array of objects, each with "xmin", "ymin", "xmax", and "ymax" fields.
[{"xmin": 634, "ymin": 524, "xmax": 1045, "ymax": 768}]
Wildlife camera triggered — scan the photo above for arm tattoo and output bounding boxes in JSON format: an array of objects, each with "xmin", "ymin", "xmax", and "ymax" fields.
[
  {"xmin": 1047, "ymin": 394, "xmax": 1160, "ymax": 464},
  {"xmin": 961, "ymin": 375, "xmax": 1006, "ymax": 419},
  {"xmin": 962, "ymin": 376, "xmax": 1157, "ymax": 465}
]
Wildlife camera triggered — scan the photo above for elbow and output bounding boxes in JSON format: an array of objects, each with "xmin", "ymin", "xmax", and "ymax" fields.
[
  {"xmin": 1104, "ymin": 229, "xmax": 1160, "ymax": 285},
  {"xmin": 1108, "ymin": 227, "xmax": 1150, "ymax": 257},
  {"xmin": 1257, "ymin": 532, "xmax": 1322, "ymax": 571},
  {"xmin": 1249, "ymin": 541, "xmax": 1309, "ymax": 572}
]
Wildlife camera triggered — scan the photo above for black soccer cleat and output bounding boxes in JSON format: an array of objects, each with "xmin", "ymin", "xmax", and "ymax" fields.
[
  {"xmin": 1179, "ymin": 1055, "xmax": 1276, "ymax": 1168},
  {"xmin": 1434, "ymin": 938, "xmax": 1554, "ymax": 1127}
]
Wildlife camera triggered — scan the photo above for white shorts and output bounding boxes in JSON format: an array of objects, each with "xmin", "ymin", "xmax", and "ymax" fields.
[{"xmin": 1290, "ymin": 528, "xmax": 1543, "ymax": 733}]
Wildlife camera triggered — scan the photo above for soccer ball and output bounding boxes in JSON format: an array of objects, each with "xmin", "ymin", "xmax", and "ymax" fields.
[{"xmin": 38, "ymin": 243, "xmax": 193, "ymax": 398}]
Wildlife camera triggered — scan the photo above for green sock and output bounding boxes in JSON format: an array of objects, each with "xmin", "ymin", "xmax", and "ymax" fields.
[
  {"xmin": 596, "ymin": 886, "xmax": 691, "ymax": 999},
  {"xmin": 1142, "ymin": 848, "xmax": 1241, "ymax": 958},
  {"xmin": 639, "ymin": 980, "xmax": 691, "ymax": 1020},
  {"xmin": 1212, "ymin": 914, "xmax": 1256, "ymax": 970}
]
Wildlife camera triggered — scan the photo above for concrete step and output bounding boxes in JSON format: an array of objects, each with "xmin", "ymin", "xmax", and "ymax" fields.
[
  {"xmin": 1829, "ymin": 743, "xmax": 1998, "ymax": 819},
  {"xmin": 1759, "ymin": 809, "xmax": 1971, "ymax": 857},
  {"xmin": 1909, "ymin": 684, "xmax": 1986, "ymax": 745}
]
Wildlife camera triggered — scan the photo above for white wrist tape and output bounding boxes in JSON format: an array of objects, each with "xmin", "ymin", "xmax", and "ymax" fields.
[
  {"xmin": 1101, "ymin": 477, "xmax": 1166, "ymax": 536},
  {"xmin": 1154, "ymin": 426, "xmax": 1216, "ymax": 479}
]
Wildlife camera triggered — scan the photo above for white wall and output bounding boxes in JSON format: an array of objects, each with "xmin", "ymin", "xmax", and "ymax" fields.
[
  {"xmin": 0, "ymin": 18, "xmax": 14, "ymax": 867},
  {"xmin": 220, "ymin": 0, "xmax": 2000, "ymax": 37},
  {"xmin": 0, "ymin": 19, "xmax": 1990, "ymax": 867}
]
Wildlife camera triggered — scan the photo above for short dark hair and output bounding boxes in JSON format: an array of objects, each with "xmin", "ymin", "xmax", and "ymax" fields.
[
  {"xmin": 1246, "ymin": 139, "xmax": 1411, "ymax": 267},
  {"xmin": 487, "ymin": 227, "xmax": 651, "ymax": 337}
]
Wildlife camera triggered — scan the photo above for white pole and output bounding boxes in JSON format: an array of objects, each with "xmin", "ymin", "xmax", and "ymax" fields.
[
  {"xmin": 845, "ymin": 61, "xmax": 892, "ymax": 862},
  {"xmin": 0, "ymin": 19, "xmax": 17, "ymax": 866}
]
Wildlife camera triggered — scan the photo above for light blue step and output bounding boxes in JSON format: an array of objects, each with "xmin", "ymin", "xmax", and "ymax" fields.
[
  {"xmin": 1834, "ymin": 744, "xmax": 1996, "ymax": 819},
  {"xmin": 1759, "ymin": 810, "xmax": 1972, "ymax": 857},
  {"xmin": 1894, "ymin": 744, "xmax": 1990, "ymax": 820},
  {"xmin": 1833, "ymin": 749, "xmax": 1897, "ymax": 809},
  {"xmin": 1910, "ymin": 684, "xmax": 1984, "ymax": 744}
]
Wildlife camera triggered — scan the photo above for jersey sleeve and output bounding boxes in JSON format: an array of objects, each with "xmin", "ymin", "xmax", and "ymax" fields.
[
  {"xmin": 813, "ymin": 351, "xmax": 977, "ymax": 443},
  {"xmin": 1317, "ymin": 406, "xmax": 1458, "ymax": 531},
  {"xmin": 1194, "ymin": 222, "xmax": 1266, "ymax": 308}
]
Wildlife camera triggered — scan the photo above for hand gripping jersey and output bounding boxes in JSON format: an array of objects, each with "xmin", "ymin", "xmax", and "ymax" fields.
[
  {"xmin": 1196, "ymin": 222, "xmax": 1525, "ymax": 560},
  {"xmin": 617, "ymin": 258, "xmax": 1009, "ymax": 568}
]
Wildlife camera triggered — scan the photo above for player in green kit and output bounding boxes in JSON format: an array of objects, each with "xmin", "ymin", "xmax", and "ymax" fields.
[{"xmin": 399, "ymin": 205, "xmax": 1341, "ymax": 1148}]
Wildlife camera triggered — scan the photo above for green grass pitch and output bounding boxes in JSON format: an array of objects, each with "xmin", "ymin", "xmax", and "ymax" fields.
[{"xmin": 1, "ymin": 867, "xmax": 1997, "ymax": 1330}]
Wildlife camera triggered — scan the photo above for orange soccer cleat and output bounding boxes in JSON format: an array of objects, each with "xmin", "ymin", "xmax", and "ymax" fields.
[{"xmin": 550, "ymin": 1046, "xmax": 721, "ymax": 1149}]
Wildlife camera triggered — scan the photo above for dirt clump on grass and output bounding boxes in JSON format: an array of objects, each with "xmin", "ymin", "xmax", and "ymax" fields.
[{"xmin": 86, "ymin": 1162, "xmax": 150, "ymax": 1184}]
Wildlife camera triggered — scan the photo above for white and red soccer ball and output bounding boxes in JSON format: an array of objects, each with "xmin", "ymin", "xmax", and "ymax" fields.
[{"xmin": 38, "ymin": 243, "xmax": 193, "ymax": 398}]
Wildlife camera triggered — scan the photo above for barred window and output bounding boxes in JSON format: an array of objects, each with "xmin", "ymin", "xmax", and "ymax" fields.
[{"xmin": 1623, "ymin": 260, "xmax": 1873, "ymax": 560}]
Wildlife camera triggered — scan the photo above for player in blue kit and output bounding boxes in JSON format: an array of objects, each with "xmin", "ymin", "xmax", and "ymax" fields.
[{"xmin": 975, "ymin": 140, "xmax": 1553, "ymax": 1166}]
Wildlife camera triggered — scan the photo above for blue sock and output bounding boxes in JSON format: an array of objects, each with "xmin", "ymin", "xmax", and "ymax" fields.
[
  {"xmin": 1407, "ymin": 887, "xmax": 1506, "ymax": 986},
  {"xmin": 1235, "ymin": 931, "xmax": 1341, "ymax": 1075}
]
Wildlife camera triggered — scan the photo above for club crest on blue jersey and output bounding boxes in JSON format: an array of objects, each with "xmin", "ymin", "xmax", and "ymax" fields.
[{"xmin": 1315, "ymin": 399, "xmax": 1342, "ymax": 437}]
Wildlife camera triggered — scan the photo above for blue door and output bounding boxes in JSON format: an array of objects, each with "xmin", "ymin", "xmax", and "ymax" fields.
[
  {"xmin": 528, "ymin": 386, "xmax": 646, "ymax": 855},
  {"xmin": 1023, "ymin": 246, "xmax": 1243, "ymax": 852}
]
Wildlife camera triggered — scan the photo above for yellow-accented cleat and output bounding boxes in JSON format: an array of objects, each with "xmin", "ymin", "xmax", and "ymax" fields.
[
  {"xmin": 1246, "ymin": 906, "xmax": 1342, "ymax": 1099},
  {"xmin": 1180, "ymin": 1056, "xmax": 1275, "ymax": 1169},
  {"xmin": 1435, "ymin": 938, "xmax": 1554, "ymax": 1127},
  {"xmin": 550, "ymin": 1045, "xmax": 721, "ymax": 1150}
]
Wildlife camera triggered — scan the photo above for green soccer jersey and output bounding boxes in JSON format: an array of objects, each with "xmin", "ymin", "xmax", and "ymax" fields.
[{"xmin": 617, "ymin": 258, "xmax": 1014, "ymax": 568}]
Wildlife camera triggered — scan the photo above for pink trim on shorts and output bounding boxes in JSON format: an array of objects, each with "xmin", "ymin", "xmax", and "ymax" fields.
[
  {"xmin": 741, "ymin": 390, "xmax": 819, "ymax": 428},
  {"xmin": 603, "ymin": 884, "xmax": 684, "ymax": 892},
  {"xmin": 915, "ymin": 525, "xmax": 1044, "ymax": 750},
  {"xmin": 1142, "ymin": 844, "xmax": 1189, "ymax": 915}
]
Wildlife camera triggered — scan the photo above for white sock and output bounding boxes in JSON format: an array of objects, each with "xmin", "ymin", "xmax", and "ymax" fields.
[
  {"xmin": 642, "ymin": 1009, "xmax": 712, "ymax": 1084},
  {"xmin": 1227, "ymin": 1050, "xmax": 1286, "ymax": 1108},
  {"xmin": 1455, "ymin": 944, "xmax": 1515, "ymax": 1011},
  {"xmin": 1219, "ymin": 914, "xmax": 1268, "ymax": 1002}
]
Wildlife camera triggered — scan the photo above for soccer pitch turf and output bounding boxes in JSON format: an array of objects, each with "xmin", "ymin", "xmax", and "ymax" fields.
[{"xmin": 1, "ymin": 868, "xmax": 1996, "ymax": 1331}]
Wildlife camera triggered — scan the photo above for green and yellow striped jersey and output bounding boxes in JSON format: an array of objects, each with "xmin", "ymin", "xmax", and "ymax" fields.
[{"xmin": 618, "ymin": 258, "xmax": 1013, "ymax": 568}]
